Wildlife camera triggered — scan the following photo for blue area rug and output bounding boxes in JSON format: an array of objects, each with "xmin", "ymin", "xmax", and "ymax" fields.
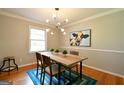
[{"xmin": 27, "ymin": 68, "xmax": 97, "ymax": 85}]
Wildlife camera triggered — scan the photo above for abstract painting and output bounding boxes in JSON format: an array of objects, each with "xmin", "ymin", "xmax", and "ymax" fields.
[{"xmin": 70, "ymin": 29, "xmax": 91, "ymax": 47}]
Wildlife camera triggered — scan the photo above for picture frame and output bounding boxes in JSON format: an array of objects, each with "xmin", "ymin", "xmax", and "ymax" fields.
[{"xmin": 70, "ymin": 29, "xmax": 91, "ymax": 47}]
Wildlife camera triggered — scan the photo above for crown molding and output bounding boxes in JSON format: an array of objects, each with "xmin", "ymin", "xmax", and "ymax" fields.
[
  {"xmin": 64, "ymin": 9, "xmax": 124, "ymax": 27},
  {"xmin": 0, "ymin": 10, "xmax": 55, "ymax": 28},
  {"xmin": 1, "ymin": 9, "xmax": 124, "ymax": 29}
]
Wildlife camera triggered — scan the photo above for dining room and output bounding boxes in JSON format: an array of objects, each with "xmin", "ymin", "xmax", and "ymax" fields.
[{"xmin": 0, "ymin": 8, "xmax": 123, "ymax": 85}]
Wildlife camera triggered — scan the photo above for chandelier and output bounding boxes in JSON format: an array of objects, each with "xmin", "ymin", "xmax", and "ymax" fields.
[{"xmin": 45, "ymin": 8, "xmax": 68, "ymax": 35}]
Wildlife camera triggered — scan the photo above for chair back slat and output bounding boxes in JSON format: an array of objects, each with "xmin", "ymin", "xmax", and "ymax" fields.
[
  {"xmin": 36, "ymin": 52, "xmax": 43, "ymax": 66},
  {"xmin": 70, "ymin": 50, "xmax": 79, "ymax": 56},
  {"xmin": 42, "ymin": 55, "xmax": 52, "ymax": 67}
]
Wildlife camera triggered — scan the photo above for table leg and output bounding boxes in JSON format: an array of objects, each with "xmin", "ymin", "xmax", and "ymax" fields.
[
  {"xmin": 58, "ymin": 63, "xmax": 61, "ymax": 85},
  {"xmin": 80, "ymin": 61, "xmax": 82, "ymax": 79}
]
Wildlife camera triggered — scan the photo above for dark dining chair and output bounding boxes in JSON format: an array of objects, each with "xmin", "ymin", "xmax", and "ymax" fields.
[
  {"xmin": 70, "ymin": 50, "xmax": 79, "ymax": 72},
  {"xmin": 41, "ymin": 55, "xmax": 64, "ymax": 85},
  {"xmin": 36, "ymin": 52, "xmax": 51, "ymax": 84},
  {"xmin": 36, "ymin": 52, "xmax": 43, "ymax": 76}
]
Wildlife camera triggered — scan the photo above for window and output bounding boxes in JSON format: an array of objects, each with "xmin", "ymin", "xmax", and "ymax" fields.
[{"xmin": 29, "ymin": 26, "xmax": 46, "ymax": 52}]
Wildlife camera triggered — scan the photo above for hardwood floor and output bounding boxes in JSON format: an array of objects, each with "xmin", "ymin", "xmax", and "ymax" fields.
[
  {"xmin": 83, "ymin": 66, "xmax": 124, "ymax": 85},
  {"xmin": 0, "ymin": 64, "xmax": 36, "ymax": 85},
  {"xmin": 0, "ymin": 64, "xmax": 123, "ymax": 85}
]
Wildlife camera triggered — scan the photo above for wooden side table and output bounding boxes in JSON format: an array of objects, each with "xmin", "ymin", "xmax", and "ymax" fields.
[{"xmin": 0, "ymin": 56, "xmax": 18, "ymax": 72}]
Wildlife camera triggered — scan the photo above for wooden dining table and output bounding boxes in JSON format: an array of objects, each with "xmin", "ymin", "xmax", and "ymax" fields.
[{"xmin": 40, "ymin": 51, "xmax": 88, "ymax": 85}]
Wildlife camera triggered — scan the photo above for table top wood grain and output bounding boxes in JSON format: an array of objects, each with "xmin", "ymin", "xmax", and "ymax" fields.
[{"xmin": 40, "ymin": 52, "xmax": 88, "ymax": 67}]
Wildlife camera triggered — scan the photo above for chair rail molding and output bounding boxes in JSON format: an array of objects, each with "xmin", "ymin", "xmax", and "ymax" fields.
[{"xmin": 61, "ymin": 47, "xmax": 124, "ymax": 54}]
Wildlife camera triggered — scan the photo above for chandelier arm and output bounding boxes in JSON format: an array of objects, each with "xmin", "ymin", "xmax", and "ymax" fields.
[{"xmin": 45, "ymin": 8, "xmax": 68, "ymax": 33}]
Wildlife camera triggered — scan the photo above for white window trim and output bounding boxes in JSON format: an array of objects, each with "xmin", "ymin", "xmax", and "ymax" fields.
[{"xmin": 29, "ymin": 25, "xmax": 47, "ymax": 53}]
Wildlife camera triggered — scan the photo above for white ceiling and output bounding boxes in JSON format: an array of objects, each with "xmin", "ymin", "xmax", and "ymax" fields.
[{"xmin": 1, "ymin": 8, "xmax": 116, "ymax": 27}]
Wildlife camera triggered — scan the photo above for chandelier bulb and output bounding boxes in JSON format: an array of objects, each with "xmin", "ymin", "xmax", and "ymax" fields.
[
  {"xmin": 50, "ymin": 32, "xmax": 54, "ymax": 35},
  {"xmin": 63, "ymin": 32, "xmax": 66, "ymax": 35},
  {"xmin": 46, "ymin": 19, "xmax": 49, "ymax": 23},
  {"xmin": 46, "ymin": 29, "xmax": 50, "ymax": 32},
  {"xmin": 61, "ymin": 28, "xmax": 64, "ymax": 32},
  {"xmin": 65, "ymin": 18, "xmax": 68, "ymax": 23}
]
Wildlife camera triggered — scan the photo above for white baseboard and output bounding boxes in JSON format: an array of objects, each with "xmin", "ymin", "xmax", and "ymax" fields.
[
  {"xmin": 83, "ymin": 64, "xmax": 124, "ymax": 78},
  {"xmin": 18, "ymin": 62, "xmax": 36, "ymax": 68}
]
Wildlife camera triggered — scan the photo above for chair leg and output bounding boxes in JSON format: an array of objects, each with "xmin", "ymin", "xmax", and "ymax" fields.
[
  {"xmin": 42, "ymin": 71, "xmax": 45, "ymax": 85},
  {"xmin": 50, "ymin": 76, "xmax": 52, "ymax": 85},
  {"xmin": 0, "ymin": 60, "xmax": 6, "ymax": 72},
  {"xmin": 36, "ymin": 65, "xmax": 39, "ymax": 76},
  {"xmin": 63, "ymin": 71, "xmax": 66, "ymax": 84},
  {"xmin": 40, "ymin": 68, "xmax": 43, "ymax": 83},
  {"xmin": 8, "ymin": 60, "xmax": 10, "ymax": 72},
  {"xmin": 13, "ymin": 59, "xmax": 18, "ymax": 70}
]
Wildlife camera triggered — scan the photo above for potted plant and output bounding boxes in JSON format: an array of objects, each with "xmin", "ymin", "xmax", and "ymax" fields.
[
  {"xmin": 55, "ymin": 49, "xmax": 59, "ymax": 53},
  {"xmin": 50, "ymin": 48, "xmax": 54, "ymax": 53},
  {"xmin": 62, "ymin": 50, "xmax": 68, "ymax": 56}
]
